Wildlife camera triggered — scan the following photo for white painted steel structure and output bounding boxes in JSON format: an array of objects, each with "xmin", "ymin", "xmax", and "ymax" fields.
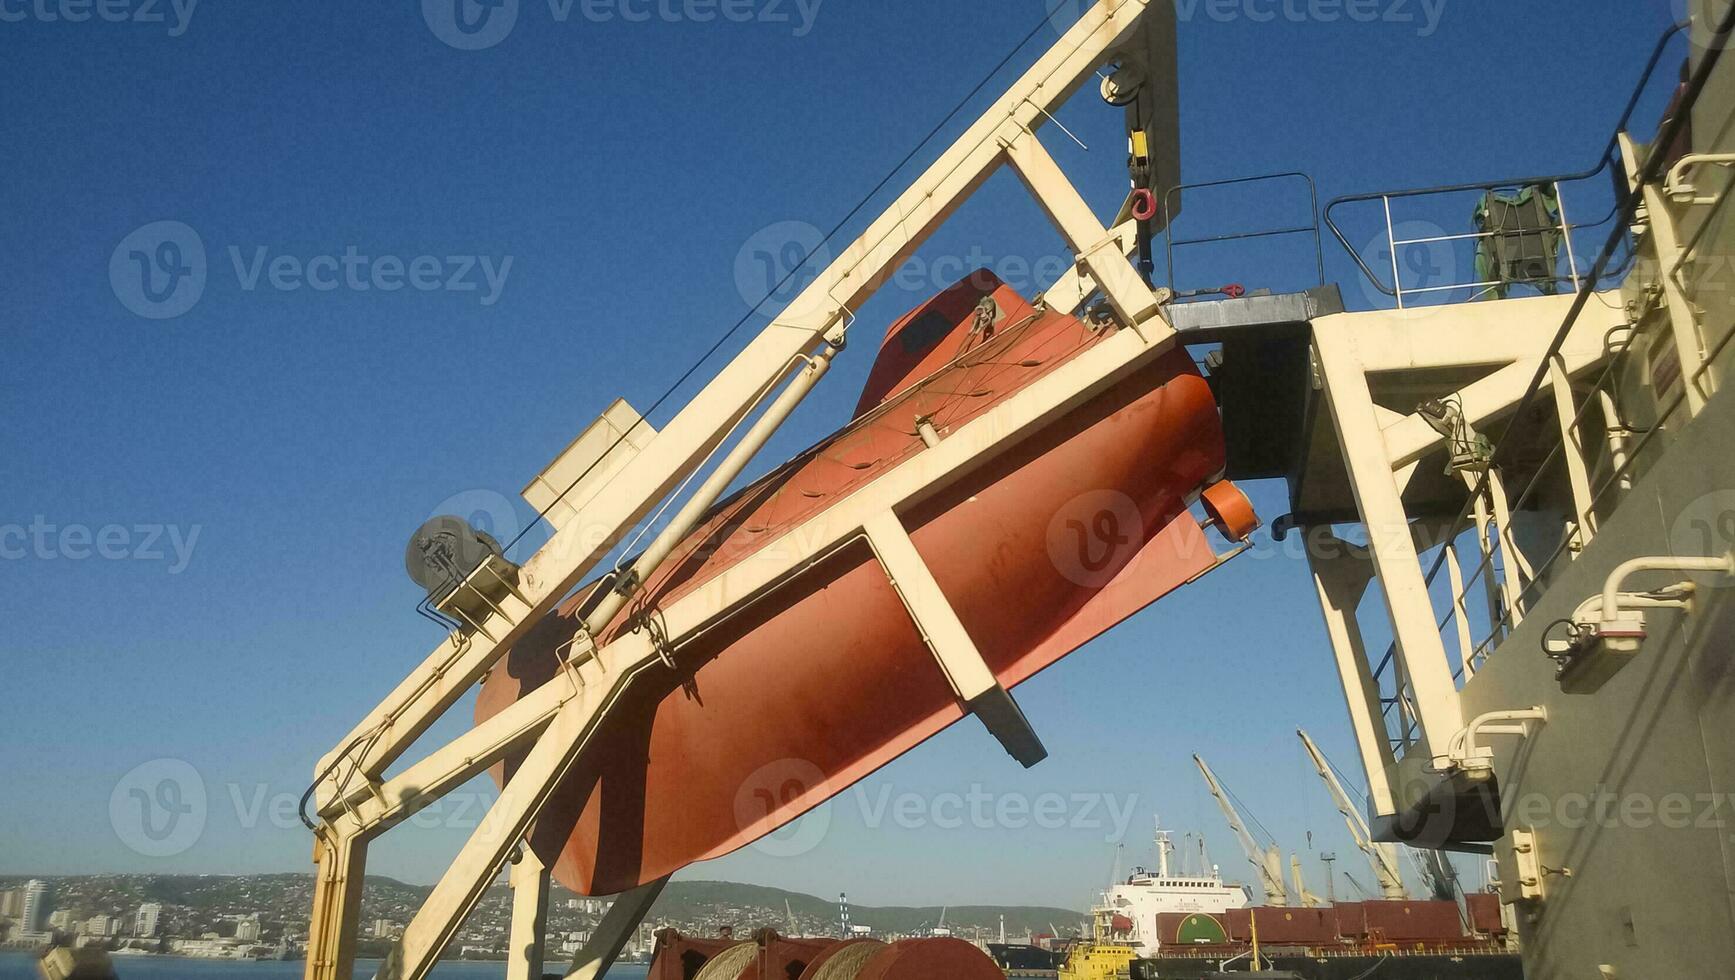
[{"xmin": 302, "ymin": 4, "xmax": 1183, "ymax": 978}]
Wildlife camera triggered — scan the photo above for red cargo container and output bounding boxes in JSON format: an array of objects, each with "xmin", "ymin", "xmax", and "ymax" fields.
[
  {"xmin": 1224, "ymin": 906, "xmax": 1341, "ymax": 945},
  {"xmin": 1466, "ymin": 892, "xmax": 1507, "ymax": 937},
  {"xmin": 1361, "ymin": 900, "xmax": 1465, "ymax": 943},
  {"xmin": 1332, "ymin": 901, "xmax": 1367, "ymax": 939}
]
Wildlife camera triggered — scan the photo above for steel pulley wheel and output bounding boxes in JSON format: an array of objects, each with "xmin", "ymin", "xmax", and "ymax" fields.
[
  {"xmin": 797, "ymin": 939, "xmax": 887, "ymax": 980},
  {"xmin": 852, "ymin": 939, "xmax": 1003, "ymax": 980},
  {"xmin": 691, "ymin": 942, "xmax": 758, "ymax": 980}
]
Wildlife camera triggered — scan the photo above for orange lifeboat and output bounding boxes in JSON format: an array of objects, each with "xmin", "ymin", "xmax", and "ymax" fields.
[{"xmin": 477, "ymin": 270, "xmax": 1250, "ymax": 895}]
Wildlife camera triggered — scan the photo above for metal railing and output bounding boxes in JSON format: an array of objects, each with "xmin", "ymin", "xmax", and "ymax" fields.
[
  {"xmin": 1324, "ymin": 20, "xmax": 1692, "ymax": 315},
  {"xmin": 1163, "ymin": 171, "xmax": 1324, "ymax": 296},
  {"xmin": 1358, "ymin": 19, "xmax": 1708, "ymax": 754},
  {"xmin": 1325, "ymin": 168, "xmax": 1621, "ymax": 310}
]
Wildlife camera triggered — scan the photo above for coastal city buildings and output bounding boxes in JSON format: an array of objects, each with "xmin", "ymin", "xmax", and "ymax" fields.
[
  {"xmin": 0, "ymin": 887, "xmax": 22, "ymax": 921},
  {"xmin": 132, "ymin": 903, "xmax": 161, "ymax": 938},
  {"xmin": 20, "ymin": 880, "xmax": 50, "ymax": 936},
  {"xmin": 0, "ymin": 873, "xmax": 1065, "ymax": 963}
]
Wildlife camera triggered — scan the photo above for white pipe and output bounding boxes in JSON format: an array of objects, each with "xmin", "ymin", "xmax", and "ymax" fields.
[
  {"xmin": 584, "ymin": 346, "xmax": 838, "ymax": 636},
  {"xmin": 915, "ymin": 416, "xmax": 941, "ymax": 449},
  {"xmin": 1450, "ymin": 706, "xmax": 1547, "ymax": 767},
  {"xmin": 1595, "ymin": 389, "xmax": 1631, "ymax": 491},
  {"xmin": 1571, "ymin": 590, "xmax": 1695, "ymax": 623},
  {"xmin": 1664, "ymin": 152, "xmax": 1735, "ymax": 204},
  {"xmin": 1599, "ymin": 553, "xmax": 1734, "ymax": 624}
]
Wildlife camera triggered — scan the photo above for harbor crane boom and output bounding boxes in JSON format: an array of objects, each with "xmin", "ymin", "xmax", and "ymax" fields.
[
  {"xmin": 1296, "ymin": 729, "xmax": 1407, "ymax": 901},
  {"xmin": 1290, "ymin": 854, "xmax": 1324, "ymax": 908},
  {"xmin": 1193, "ymin": 754, "xmax": 1289, "ymax": 906},
  {"xmin": 1410, "ymin": 848, "xmax": 1460, "ymax": 904}
]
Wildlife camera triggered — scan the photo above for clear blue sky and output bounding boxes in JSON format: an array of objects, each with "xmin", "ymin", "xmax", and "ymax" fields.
[{"xmin": 0, "ymin": 0, "xmax": 1681, "ymax": 911}]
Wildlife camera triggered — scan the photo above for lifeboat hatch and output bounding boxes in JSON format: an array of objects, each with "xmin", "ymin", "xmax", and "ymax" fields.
[{"xmin": 853, "ymin": 270, "xmax": 1036, "ymax": 418}]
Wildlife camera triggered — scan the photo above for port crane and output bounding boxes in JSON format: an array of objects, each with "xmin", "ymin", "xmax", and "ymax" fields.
[
  {"xmin": 1192, "ymin": 755, "xmax": 1292, "ymax": 907},
  {"xmin": 1290, "ymin": 855, "xmax": 1325, "ymax": 909},
  {"xmin": 1296, "ymin": 729, "xmax": 1407, "ymax": 901},
  {"xmin": 1411, "ymin": 850, "xmax": 1460, "ymax": 904}
]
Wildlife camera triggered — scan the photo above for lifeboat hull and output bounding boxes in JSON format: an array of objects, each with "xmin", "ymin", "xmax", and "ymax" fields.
[{"xmin": 477, "ymin": 272, "xmax": 1234, "ymax": 895}]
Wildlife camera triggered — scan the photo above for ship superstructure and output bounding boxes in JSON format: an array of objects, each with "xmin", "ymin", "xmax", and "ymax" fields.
[{"xmin": 1093, "ymin": 827, "xmax": 1250, "ymax": 956}]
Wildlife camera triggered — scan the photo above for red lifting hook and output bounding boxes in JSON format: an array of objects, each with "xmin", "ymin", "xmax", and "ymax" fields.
[{"xmin": 1130, "ymin": 188, "xmax": 1159, "ymax": 222}]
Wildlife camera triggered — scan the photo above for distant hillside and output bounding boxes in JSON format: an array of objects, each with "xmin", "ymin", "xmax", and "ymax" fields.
[
  {"xmin": 653, "ymin": 880, "xmax": 1081, "ymax": 936},
  {"xmin": 0, "ymin": 874, "xmax": 1083, "ymax": 940}
]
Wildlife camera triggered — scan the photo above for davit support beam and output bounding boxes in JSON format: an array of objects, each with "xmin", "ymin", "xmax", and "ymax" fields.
[{"xmin": 302, "ymin": 4, "xmax": 1184, "ymax": 979}]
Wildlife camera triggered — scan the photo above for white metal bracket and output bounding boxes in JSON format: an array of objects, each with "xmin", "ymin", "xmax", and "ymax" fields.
[{"xmin": 863, "ymin": 510, "xmax": 1048, "ymax": 768}]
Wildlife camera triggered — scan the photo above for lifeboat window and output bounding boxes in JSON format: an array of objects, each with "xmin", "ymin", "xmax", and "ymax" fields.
[{"xmin": 899, "ymin": 309, "xmax": 955, "ymax": 354}]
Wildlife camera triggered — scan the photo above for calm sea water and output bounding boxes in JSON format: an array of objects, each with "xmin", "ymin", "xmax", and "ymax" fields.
[{"xmin": 0, "ymin": 953, "xmax": 649, "ymax": 980}]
